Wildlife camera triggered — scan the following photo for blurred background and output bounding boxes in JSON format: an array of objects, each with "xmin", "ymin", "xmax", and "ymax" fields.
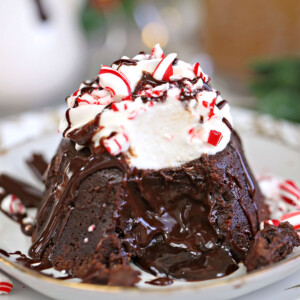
[{"xmin": 0, "ymin": 0, "xmax": 299, "ymax": 122}]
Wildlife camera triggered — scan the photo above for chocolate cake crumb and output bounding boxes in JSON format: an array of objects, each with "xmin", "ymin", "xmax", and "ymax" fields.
[
  {"xmin": 82, "ymin": 263, "xmax": 140, "ymax": 286},
  {"xmin": 244, "ymin": 222, "xmax": 300, "ymax": 272}
]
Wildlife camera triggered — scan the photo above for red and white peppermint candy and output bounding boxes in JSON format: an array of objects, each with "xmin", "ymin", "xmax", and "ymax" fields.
[
  {"xmin": 280, "ymin": 211, "xmax": 300, "ymax": 230},
  {"xmin": 279, "ymin": 180, "xmax": 300, "ymax": 207},
  {"xmin": 0, "ymin": 273, "xmax": 13, "ymax": 295},
  {"xmin": 188, "ymin": 126, "xmax": 203, "ymax": 142},
  {"xmin": 261, "ymin": 211, "xmax": 300, "ymax": 231},
  {"xmin": 103, "ymin": 131, "xmax": 130, "ymax": 156},
  {"xmin": 1, "ymin": 194, "xmax": 26, "ymax": 215},
  {"xmin": 98, "ymin": 66, "xmax": 132, "ymax": 101},
  {"xmin": 88, "ymin": 224, "xmax": 96, "ymax": 232},
  {"xmin": 260, "ymin": 219, "xmax": 280, "ymax": 230},
  {"xmin": 152, "ymin": 53, "xmax": 177, "ymax": 81},
  {"xmin": 110, "ymin": 100, "xmax": 132, "ymax": 112},
  {"xmin": 138, "ymin": 83, "xmax": 169, "ymax": 98},
  {"xmin": 77, "ymin": 89, "xmax": 112, "ymax": 106},
  {"xmin": 151, "ymin": 43, "xmax": 164, "ymax": 59},
  {"xmin": 193, "ymin": 62, "xmax": 210, "ymax": 83},
  {"xmin": 207, "ymin": 130, "xmax": 223, "ymax": 146}
]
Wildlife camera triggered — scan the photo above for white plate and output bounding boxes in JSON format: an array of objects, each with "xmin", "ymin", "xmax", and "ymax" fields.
[{"xmin": 0, "ymin": 107, "xmax": 300, "ymax": 300}]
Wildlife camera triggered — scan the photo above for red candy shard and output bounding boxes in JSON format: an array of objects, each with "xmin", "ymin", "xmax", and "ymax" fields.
[
  {"xmin": 0, "ymin": 282, "xmax": 13, "ymax": 288},
  {"xmin": 151, "ymin": 44, "xmax": 164, "ymax": 58},
  {"xmin": 207, "ymin": 130, "xmax": 223, "ymax": 146},
  {"xmin": 260, "ymin": 219, "xmax": 280, "ymax": 230},
  {"xmin": 152, "ymin": 53, "xmax": 177, "ymax": 81},
  {"xmin": 266, "ymin": 219, "xmax": 280, "ymax": 226},
  {"xmin": 0, "ymin": 278, "xmax": 13, "ymax": 295},
  {"xmin": 202, "ymin": 101, "xmax": 208, "ymax": 108},
  {"xmin": 193, "ymin": 62, "xmax": 211, "ymax": 83},
  {"xmin": 281, "ymin": 210, "xmax": 300, "ymax": 222},
  {"xmin": 279, "ymin": 179, "xmax": 300, "ymax": 207},
  {"xmin": 163, "ymin": 63, "xmax": 173, "ymax": 81},
  {"xmin": 193, "ymin": 62, "xmax": 200, "ymax": 76},
  {"xmin": 208, "ymin": 97, "xmax": 217, "ymax": 119}
]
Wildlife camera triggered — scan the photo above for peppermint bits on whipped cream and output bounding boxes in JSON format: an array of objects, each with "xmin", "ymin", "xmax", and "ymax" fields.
[{"xmin": 60, "ymin": 44, "xmax": 233, "ymax": 170}]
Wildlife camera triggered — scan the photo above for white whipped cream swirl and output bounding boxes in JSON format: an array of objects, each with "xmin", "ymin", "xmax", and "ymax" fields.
[{"xmin": 59, "ymin": 44, "xmax": 233, "ymax": 170}]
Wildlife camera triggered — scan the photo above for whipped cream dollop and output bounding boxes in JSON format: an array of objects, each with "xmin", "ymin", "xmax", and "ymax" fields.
[{"xmin": 59, "ymin": 44, "xmax": 233, "ymax": 170}]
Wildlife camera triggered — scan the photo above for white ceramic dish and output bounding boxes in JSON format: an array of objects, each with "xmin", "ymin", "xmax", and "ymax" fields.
[{"xmin": 0, "ymin": 107, "xmax": 299, "ymax": 300}]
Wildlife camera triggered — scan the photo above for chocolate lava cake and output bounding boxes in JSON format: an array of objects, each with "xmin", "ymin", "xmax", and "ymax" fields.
[{"xmin": 28, "ymin": 45, "xmax": 298, "ymax": 285}]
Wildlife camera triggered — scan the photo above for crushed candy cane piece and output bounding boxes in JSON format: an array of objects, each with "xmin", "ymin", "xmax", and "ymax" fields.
[
  {"xmin": 258, "ymin": 176, "xmax": 300, "ymax": 219},
  {"xmin": 1, "ymin": 194, "xmax": 26, "ymax": 215},
  {"xmin": 280, "ymin": 211, "xmax": 300, "ymax": 230},
  {"xmin": 193, "ymin": 62, "xmax": 210, "ymax": 83},
  {"xmin": 279, "ymin": 180, "xmax": 300, "ymax": 207},
  {"xmin": 207, "ymin": 130, "xmax": 223, "ymax": 146},
  {"xmin": 99, "ymin": 65, "xmax": 132, "ymax": 100},
  {"xmin": 152, "ymin": 53, "xmax": 177, "ymax": 81},
  {"xmin": 260, "ymin": 219, "xmax": 280, "ymax": 230},
  {"xmin": 88, "ymin": 224, "xmax": 96, "ymax": 232},
  {"xmin": 151, "ymin": 43, "xmax": 164, "ymax": 59},
  {"xmin": 110, "ymin": 101, "xmax": 131, "ymax": 112},
  {"xmin": 0, "ymin": 273, "xmax": 13, "ymax": 295},
  {"xmin": 103, "ymin": 132, "xmax": 130, "ymax": 156}
]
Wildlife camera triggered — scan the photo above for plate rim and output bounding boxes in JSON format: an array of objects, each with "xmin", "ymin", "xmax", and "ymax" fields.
[{"xmin": 1, "ymin": 251, "xmax": 300, "ymax": 293}]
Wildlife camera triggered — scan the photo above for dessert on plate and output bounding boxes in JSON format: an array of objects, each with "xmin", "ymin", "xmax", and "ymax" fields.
[{"xmin": 1, "ymin": 44, "xmax": 299, "ymax": 286}]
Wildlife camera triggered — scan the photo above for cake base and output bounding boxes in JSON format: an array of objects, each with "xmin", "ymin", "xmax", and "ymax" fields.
[{"xmin": 30, "ymin": 131, "xmax": 269, "ymax": 283}]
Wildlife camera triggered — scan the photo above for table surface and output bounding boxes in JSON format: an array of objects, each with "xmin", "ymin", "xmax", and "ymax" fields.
[{"xmin": 1, "ymin": 269, "xmax": 300, "ymax": 300}]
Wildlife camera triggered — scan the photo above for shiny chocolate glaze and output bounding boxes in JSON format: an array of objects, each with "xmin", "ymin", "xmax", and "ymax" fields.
[{"xmin": 30, "ymin": 131, "xmax": 268, "ymax": 282}]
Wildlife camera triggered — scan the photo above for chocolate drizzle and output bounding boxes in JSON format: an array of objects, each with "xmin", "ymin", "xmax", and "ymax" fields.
[
  {"xmin": 33, "ymin": 0, "xmax": 48, "ymax": 21},
  {"xmin": 0, "ymin": 174, "xmax": 42, "ymax": 208},
  {"xmin": 216, "ymin": 100, "xmax": 228, "ymax": 109},
  {"xmin": 133, "ymin": 71, "xmax": 213, "ymax": 103},
  {"xmin": 66, "ymin": 114, "xmax": 102, "ymax": 146},
  {"xmin": 113, "ymin": 59, "xmax": 138, "ymax": 69},
  {"xmin": 146, "ymin": 277, "xmax": 174, "ymax": 286},
  {"xmin": 0, "ymin": 249, "xmax": 74, "ymax": 280},
  {"xmin": 222, "ymin": 117, "xmax": 233, "ymax": 132}
]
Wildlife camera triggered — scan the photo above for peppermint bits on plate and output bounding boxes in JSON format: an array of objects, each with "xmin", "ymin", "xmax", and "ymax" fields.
[{"xmin": 0, "ymin": 273, "xmax": 13, "ymax": 295}]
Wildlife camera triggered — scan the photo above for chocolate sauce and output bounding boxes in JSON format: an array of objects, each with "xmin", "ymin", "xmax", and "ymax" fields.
[
  {"xmin": 33, "ymin": 0, "xmax": 48, "ymax": 21},
  {"xmin": 21, "ymin": 220, "xmax": 35, "ymax": 236},
  {"xmin": 0, "ymin": 249, "xmax": 9, "ymax": 257},
  {"xmin": 146, "ymin": 277, "xmax": 173, "ymax": 286},
  {"xmin": 216, "ymin": 100, "xmax": 228, "ymax": 109},
  {"xmin": 133, "ymin": 72, "xmax": 166, "ymax": 96},
  {"xmin": 113, "ymin": 59, "xmax": 138, "ymax": 69},
  {"xmin": 222, "ymin": 117, "xmax": 233, "ymax": 131},
  {"xmin": 232, "ymin": 146, "xmax": 256, "ymax": 198},
  {"xmin": 133, "ymin": 72, "xmax": 212, "ymax": 102},
  {"xmin": 66, "ymin": 114, "xmax": 102, "ymax": 146},
  {"xmin": 0, "ymin": 174, "xmax": 42, "ymax": 208},
  {"xmin": 10, "ymin": 251, "xmax": 52, "ymax": 272},
  {"xmin": 0, "ymin": 249, "xmax": 74, "ymax": 280},
  {"xmin": 29, "ymin": 142, "xmax": 127, "ymax": 259},
  {"xmin": 26, "ymin": 153, "xmax": 48, "ymax": 183}
]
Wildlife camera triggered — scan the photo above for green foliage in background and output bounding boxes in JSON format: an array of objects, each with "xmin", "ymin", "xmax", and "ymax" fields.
[
  {"xmin": 249, "ymin": 58, "xmax": 300, "ymax": 123},
  {"xmin": 81, "ymin": 0, "xmax": 135, "ymax": 33}
]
